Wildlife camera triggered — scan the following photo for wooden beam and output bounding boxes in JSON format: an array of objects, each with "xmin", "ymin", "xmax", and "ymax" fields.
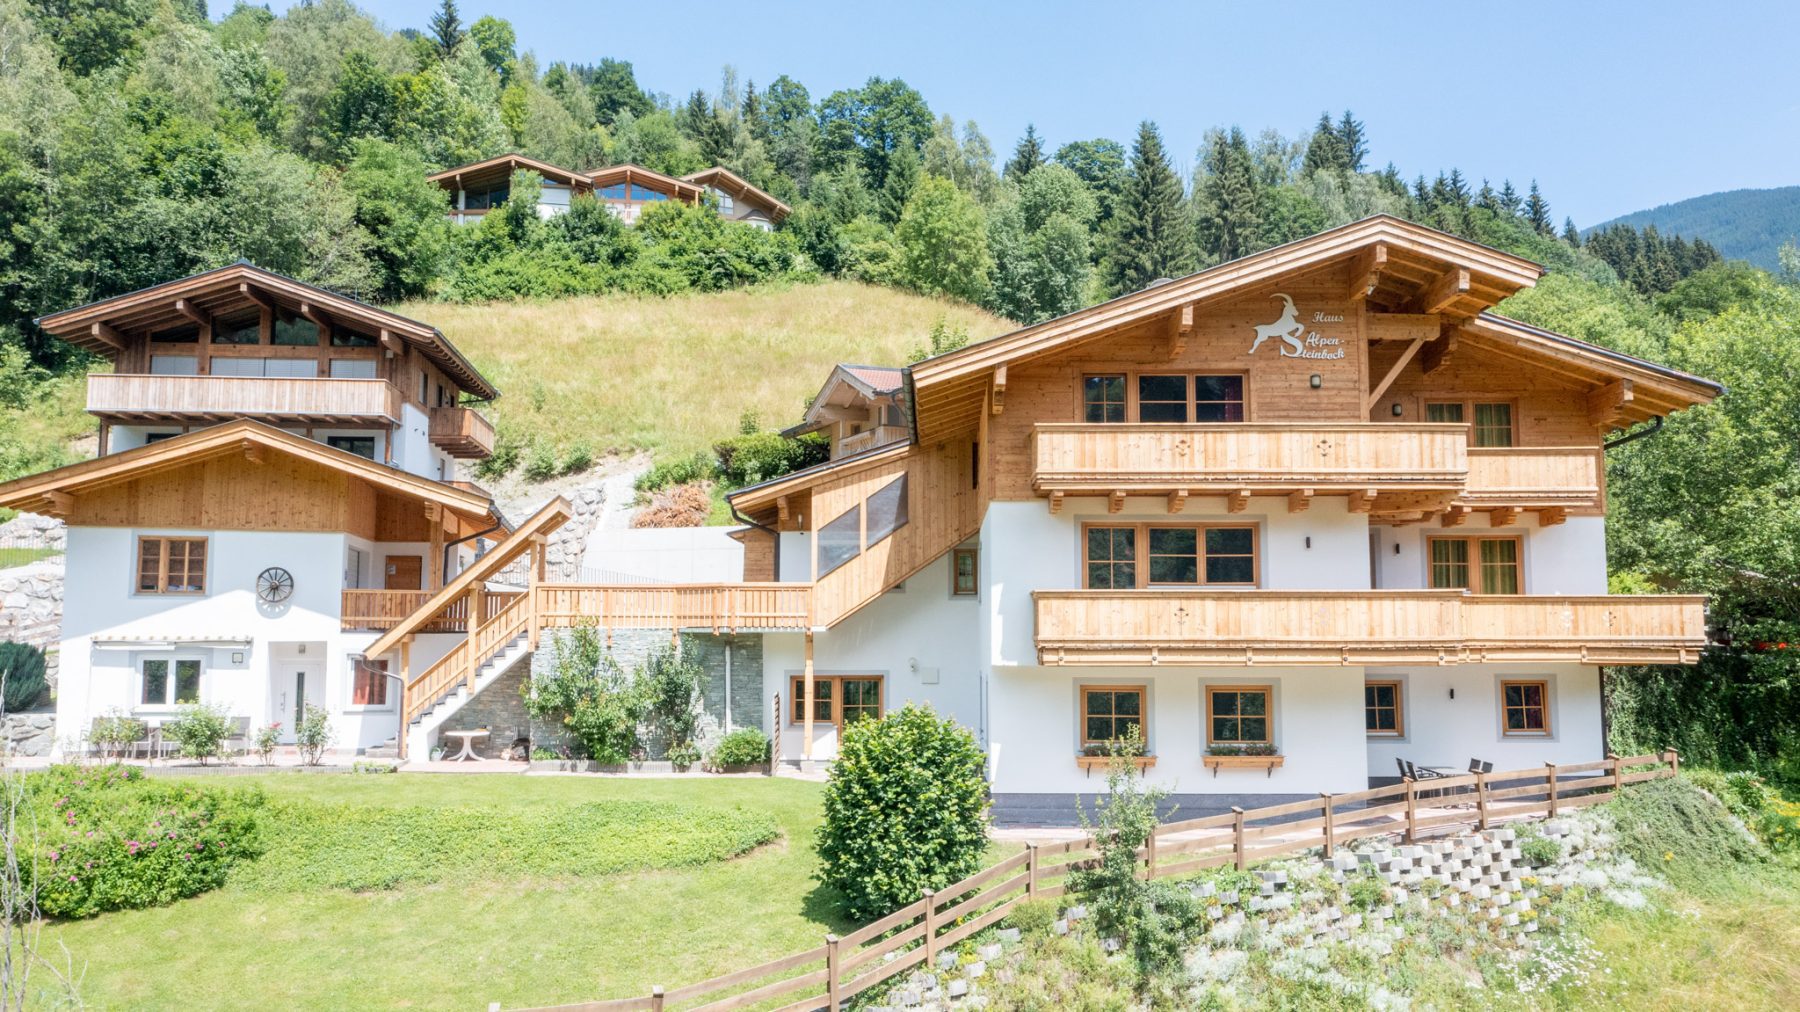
[
  {"xmin": 237, "ymin": 283, "xmax": 276, "ymax": 314},
  {"xmin": 1167, "ymin": 304, "xmax": 1194, "ymax": 359},
  {"xmin": 1347, "ymin": 243, "xmax": 1388, "ymax": 301},
  {"xmin": 299, "ymin": 301, "xmax": 332, "ymax": 333},
  {"xmin": 1537, "ymin": 507, "xmax": 1568, "ymax": 527},
  {"xmin": 1365, "ymin": 313, "xmax": 1439, "ymax": 343},
  {"xmin": 1167, "ymin": 488, "xmax": 1188, "ymax": 514},
  {"xmin": 1107, "ymin": 489, "xmax": 1126, "ymax": 514},
  {"xmin": 1587, "ymin": 378, "xmax": 1634, "ymax": 430},
  {"xmin": 776, "ymin": 495, "xmax": 790, "ymax": 526},
  {"xmin": 1227, "ymin": 488, "xmax": 1251, "ymax": 514},
  {"xmin": 88, "ymin": 322, "xmax": 125, "ymax": 350},
  {"xmin": 990, "ymin": 365, "xmax": 1006, "ymax": 416},
  {"xmin": 1288, "ymin": 488, "xmax": 1314, "ymax": 513},
  {"xmin": 802, "ymin": 632, "xmax": 816, "ymax": 762},
  {"xmin": 1489, "ymin": 506, "xmax": 1522, "ymax": 527},
  {"xmin": 1421, "ymin": 328, "xmax": 1459, "ymax": 375},
  {"xmin": 1413, "ymin": 267, "xmax": 1471, "ymax": 315},
  {"xmin": 241, "ymin": 440, "xmax": 263, "ymax": 465},
  {"xmin": 1348, "ymin": 488, "xmax": 1377, "ymax": 514},
  {"xmin": 1364, "ymin": 336, "xmax": 1428, "ymax": 414},
  {"xmin": 1440, "ymin": 505, "xmax": 1471, "ymax": 527},
  {"xmin": 426, "ymin": 502, "xmax": 444, "ymax": 590},
  {"xmin": 1048, "ymin": 491, "xmax": 1065, "ymax": 515},
  {"xmin": 174, "ymin": 299, "xmax": 211, "ymax": 329},
  {"xmin": 42, "ymin": 491, "xmax": 72, "ymax": 518},
  {"xmin": 379, "ymin": 328, "xmax": 406, "ymax": 356}
]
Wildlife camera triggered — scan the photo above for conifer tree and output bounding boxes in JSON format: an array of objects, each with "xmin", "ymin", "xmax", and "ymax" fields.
[
  {"xmin": 1523, "ymin": 181, "xmax": 1553, "ymax": 235},
  {"xmin": 1561, "ymin": 217, "xmax": 1581, "ymax": 247},
  {"xmin": 878, "ymin": 141, "xmax": 920, "ymax": 225},
  {"xmin": 428, "ymin": 0, "xmax": 465, "ymax": 57},
  {"xmin": 1005, "ymin": 124, "xmax": 1045, "ymax": 180},
  {"xmin": 1497, "ymin": 180, "xmax": 1521, "ymax": 215},
  {"xmin": 1103, "ymin": 121, "xmax": 1196, "ymax": 295},
  {"xmin": 1302, "ymin": 112, "xmax": 1344, "ymax": 175},
  {"xmin": 1336, "ymin": 110, "xmax": 1366, "ymax": 171},
  {"xmin": 1475, "ymin": 179, "xmax": 1499, "ymax": 214},
  {"xmin": 678, "ymin": 89, "xmax": 712, "ymax": 142},
  {"xmin": 1196, "ymin": 127, "xmax": 1262, "ymax": 262}
]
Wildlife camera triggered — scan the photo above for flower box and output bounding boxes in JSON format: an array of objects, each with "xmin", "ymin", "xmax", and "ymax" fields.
[
  {"xmin": 1076, "ymin": 754, "xmax": 1157, "ymax": 776},
  {"xmin": 1203, "ymin": 754, "xmax": 1286, "ymax": 777}
]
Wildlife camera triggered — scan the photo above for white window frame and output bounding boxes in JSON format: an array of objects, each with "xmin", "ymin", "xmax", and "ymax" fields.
[{"xmin": 136, "ymin": 654, "xmax": 205, "ymax": 713}]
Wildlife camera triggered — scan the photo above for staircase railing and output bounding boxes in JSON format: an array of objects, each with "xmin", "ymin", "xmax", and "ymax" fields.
[{"xmin": 400, "ymin": 591, "xmax": 535, "ymax": 729}]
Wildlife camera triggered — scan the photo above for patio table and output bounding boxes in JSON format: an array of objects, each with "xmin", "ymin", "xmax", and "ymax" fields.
[{"xmin": 443, "ymin": 729, "xmax": 489, "ymax": 761}]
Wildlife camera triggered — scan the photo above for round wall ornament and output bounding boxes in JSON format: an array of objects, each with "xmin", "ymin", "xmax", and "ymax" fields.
[{"xmin": 256, "ymin": 567, "xmax": 295, "ymax": 603}]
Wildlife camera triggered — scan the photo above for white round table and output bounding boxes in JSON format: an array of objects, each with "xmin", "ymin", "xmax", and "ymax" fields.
[{"xmin": 443, "ymin": 729, "xmax": 489, "ymax": 761}]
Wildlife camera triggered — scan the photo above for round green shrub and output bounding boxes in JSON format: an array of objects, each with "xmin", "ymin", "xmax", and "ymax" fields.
[
  {"xmin": 25, "ymin": 764, "xmax": 264, "ymax": 919},
  {"xmin": 166, "ymin": 703, "xmax": 233, "ymax": 764},
  {"xmin": 815, "ymin": 704, "xmax": 990, "ymax": 920},
  {"xmin": 707, "ymin": 728, "xmax": 771, "ymax": 770},
  {"xmin": 0, "ymin": 640, "xmax": 47, "ymax": 712}
]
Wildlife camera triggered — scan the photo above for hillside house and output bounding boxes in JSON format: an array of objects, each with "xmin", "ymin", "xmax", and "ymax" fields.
[
  {"xmin": 8, "ymin": 267, "xmax": 507, "ymax": 755},
  {"xmin": 4, "ymin": 218, "xmax": 1721, "ymax": 824},
  {"xmin": 681, "ymin": 166, "xmax": 791, "ymax": 231},
  {"xmin": 429, "ymin": 155, "xmax": 783, "ymax": 228},
  {"xmin": 786, "ymin": 365, "xmax": 910, "ymax": 458},
  {"xmin": 426, "ymin": 153, "xmax": 595, "ymax": 224}
]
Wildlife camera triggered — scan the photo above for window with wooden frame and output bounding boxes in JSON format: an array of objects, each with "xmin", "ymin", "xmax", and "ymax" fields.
[
  {"xmin": 1425, "ymin": 400, "xmax": 1515, "ymax": 447},
  {"xmin": 136, "ymin": 536, "xmax": 208, "ymax": 595},
  {"xmin": 1364, "ymin": 680, "xmax": 1403, "ymax": 737},
  {"xmin": 1427, "ymin": 535, "xmax": 1521, "ymax": 594},
  {"xmin": 1082, "ymin": 374, "xmax": 1126, "ymax": 423},
  {"xmin": 1079, "ymin": 685, "xmax": 1145, "ymax": 748},
  {"xmin": 1500, "ymin": 680, "xmax": 1550, "ymax": 736},
  {"xmin": 1085, "ymin": 523, "xmax": 1258, "ymax": 589},
  {"xmin": 352, "ymin": 659, "xmax": 389, "ymax": 706},
  {"xmin": 1136, "ymin": 374, "xmax": 1188, "ymax": 422},
  {"xmin": 140, "ymin": 658, "xmax": 201, "ymax": 707},
  {"xmin": 1193, "ymin": 375, "xmax": 1246, "ymax": 422},
  {"xmin": 789, "ymin": 675, "xmax": 883, "ymax": 728},
  {"xmin": 952, "ymin": 547, "xmax": 978, "ymax": 596},
  {"xmin": 1206, "ymin": 685, "xmax": 1271, "ymax": 745}
]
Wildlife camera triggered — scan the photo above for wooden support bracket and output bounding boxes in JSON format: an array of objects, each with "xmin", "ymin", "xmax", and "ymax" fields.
[
  {"xmin": 1167, "ymin": 488, "xmax": 1188, "ymax": 514},
  {"xmin": 1420, "ymin": 328, "xmax": 1458, "ymax": 375},
  {"xmin": 1167, "ymin": 303, "xmax": 1194, "ymax": 359},
  {"xmin": 1048, "ymin": 490, "xmax": 1065, "ymax": 515},
  {"xmin": 1287, "ymin": 488, "xmax": 1314, "ymax": 513},
  {"xmin": 89, "ymin": 322, "xmax": 125, "ymax": 350},
  {"xmin": 1226, "ymin": 488, "xmax": 1251, "ymax": 514},
  {"xmin": 42, "ymin": 491, "xmax": 73, "ymax": 518},
  {"xmin": 1440, "ymin": 505, "xmax": 1471, "ymax": 527},
  {"xmin": 1107, "ymin": 490, "xmax": 1126, "ymax": 514},
  {"xmin": 1347, "ymin": 242, "xmax": 1388, "ymax": 301},
  {"xmin": 299, "ymin": 300, "xmax": 332, "ymax": 332},
  {"xmin": 1489, "ymin": 506, "xmax": 1522, "ymax": 527},
  {"xmin": 1537, "ymin": 506, "xmax": 1568, "ymax": 527},
  {"xmin": 237, "ymin": 282, "xmax": 276, "ymax": 313},
  {"xmin": 1348, "ymin": 488, "xmax": 1377, "ymax": 514},
  {"xmin": 990, "ymin": 365, "xmax": 1006, "ymax": 416},
  {"xmin": 1364, "ymin": 335, "xmax": 1429, "ymax": 414},
  {"xmin": 1413, "ymin": 267, "xmax": 1471, "ymax": 315},
  {"xmin": 379, "ymin": 328, "xmax": 406, "ymax": 356},
  {"xmin": 241, "ymin": 440, "xmax": 263, "ymax": 464},
  {"xmin": 174, "ymin": 298, "xmax": 211, "ymax": 328},
  {"xmin": 1586, "ymin": 378, "xmax": 1634, "ymax": 431}
]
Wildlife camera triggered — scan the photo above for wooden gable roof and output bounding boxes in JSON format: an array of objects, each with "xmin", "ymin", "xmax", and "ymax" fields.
[
  {"xmin": 34, "ymin": 262, "xmax": 500, "ymax": 401},
  {"xmin": 0, "ymin": 419, "xmax": 503, "ymax": 536},
  {"xmin": 587, "ymin": 164, "xmax": 705, "ymax": 202},
  {"xmin": 681, "ymin": 166, "xmax": 792, "ymax": 222},
  {"xmin": 427, "ymin": 153, "xmax": 594, "ymax": 191}
]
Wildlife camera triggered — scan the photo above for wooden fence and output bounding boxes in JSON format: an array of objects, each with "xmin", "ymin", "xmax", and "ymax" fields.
[{"xmin": 502, "ymin": 750, "xmax": 1679, "ymax": 1012}]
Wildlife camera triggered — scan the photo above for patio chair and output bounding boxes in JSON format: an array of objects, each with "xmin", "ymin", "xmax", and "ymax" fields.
[
  {"xmin": 1400, "ymin": 758, "xmax": 1446, "ymax": 800},
  {"xmin": 1467, "ymin": 758, "xmax": 1493, "ymax": 775},
  {"xmin": 225, "ymin": 717, "xmax": 251, "ymax": 761},
  {"xmin": 129, "ymin": 722, "xmax": 154, "ymax": 762}
]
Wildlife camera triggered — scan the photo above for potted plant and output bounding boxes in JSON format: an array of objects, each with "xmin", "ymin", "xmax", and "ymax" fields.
[
  {"xmin": 1075, "ymin": 732, "xmax": 1156, "ymax": 773},
  {"xmin": 667, "ymin": 741, "xmax": 702, "ymax": 772},
  {"xmin": 1202, "ymin": 742, "xmax": 1285, "ymax": 776}
]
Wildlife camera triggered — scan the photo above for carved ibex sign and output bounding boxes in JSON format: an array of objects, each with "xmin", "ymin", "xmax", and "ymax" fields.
[{"xmin": 1247, "ymin": 293, "xmax": 1346, "ymax": 360}]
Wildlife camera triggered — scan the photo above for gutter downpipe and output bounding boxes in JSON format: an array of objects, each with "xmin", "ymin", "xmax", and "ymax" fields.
[{"xmin": 1602, "ymin": 416, "xmax": 1662, "ymax": 452}]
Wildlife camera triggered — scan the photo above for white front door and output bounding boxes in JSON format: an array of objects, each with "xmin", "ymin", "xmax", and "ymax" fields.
[{"xmin": 273, "ymin": 664, "xmax": 311, "ymax": 743}]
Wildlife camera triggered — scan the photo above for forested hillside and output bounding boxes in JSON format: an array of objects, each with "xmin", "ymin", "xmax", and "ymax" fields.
[
  {"xmin": 1590, "ymin": 186, "xmax": 1800, "ymax": 271},
  {"xmin": 1, "ymin": 0, "xmax": 1797, "ymax": 777}
]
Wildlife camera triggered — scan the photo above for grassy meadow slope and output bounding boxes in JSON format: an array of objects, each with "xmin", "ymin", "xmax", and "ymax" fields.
[{"xmin": 396, "ymin": 280, "xmax": 1012, "ymax": 459}]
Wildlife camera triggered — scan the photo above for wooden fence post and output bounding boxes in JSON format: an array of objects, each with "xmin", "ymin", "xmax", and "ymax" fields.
[
  {"xmin": 1608, "ymin": 752, "xmax": 1623, "ymax": 795},
  {"xmin": 769, "ymin": 693, "xmax": 781, "ymax": 777},
  {"xmin": 1475, "ymin": 770, "xmax": 1490, "ymax": 830},
  {"xmin": 825, "ymin": 934, "xmax": 841, "ymax": 1010},
  {"xmin": 1231, "ymin": 807, "xmax": 1246, "ymax": 871},
  {"xmin": 649, "ymin": 985, "xmax": 664, "ymax": 1012},
  {"xmin": 1025, "ymin": 842, "xmax": 1039, "ymax": 899},
  {"xmin": 1145, "ymin": 825, "xmax": 1158, "ymax": 880},
  {"xmin": 922, "ymin": 889, "xmax": 939, "ymax": 968},
  {"xmin": 1666, "ymin": 747, "xmax": 1680, "ymax": 777},
  {"xmin": 1545, "ymin": 762, "xmax": 1559, "ymax": 817},
  {"xmin": 1320, "ymin": 793, "xmax": 1335, "ymax": 857},
  {"xmin": 1403, "ymin": 778, "xmax": 1417, "ymax": 843}
]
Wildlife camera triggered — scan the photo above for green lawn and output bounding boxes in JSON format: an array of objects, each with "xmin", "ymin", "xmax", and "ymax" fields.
[
  {"xmin": 0, "ymin": 546, "xmax": 58, "ymax": 569},
  {"xmin": 34, "ymin": 773, "xmax": 846, "ymax": 1010}
]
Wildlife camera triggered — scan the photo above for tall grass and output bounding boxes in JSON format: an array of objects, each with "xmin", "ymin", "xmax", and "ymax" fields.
[{"xmin": 396, "ymin": 280, "xmax": 1011, "ymax": 458}]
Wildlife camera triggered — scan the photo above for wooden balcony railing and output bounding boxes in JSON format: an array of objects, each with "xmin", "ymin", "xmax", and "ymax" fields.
[
  {"xmin": 1463, "ymin": 447, "xmax": 1603, "ymax": 509},
  {"xmin": 1030, "ymin": 423, "xmax": 1469, "ymax": 495},
  {"xmin": 1033, "ymin": 590, "xmax": 1707, "ymax": 666},
  {"xmin": 342, "ymin": 588, "xmax": 522, "ymax": 632},
  {"xmin": 88, "ymin": 374, "xmax": 403, "ymax": 424},
  {"xmin": 838, "ymin": 425, "xmax": 910, "ymax": 458},
  {"xmin": 534, "ymin": 583, "xmax": 814, "ymax": 632},
  {"xmin": 428, "ymin": 405, "xmax": 497, "ymax": 458}
]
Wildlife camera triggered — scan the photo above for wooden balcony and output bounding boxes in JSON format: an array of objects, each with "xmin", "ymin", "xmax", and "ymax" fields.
[
  {"xmin": 838, "ymin": 425, "xmax": 910, "ymax": 458},
  {"xmin": 535, "ymin": 583, "xmax": 814, "ymax": 632},
  {"xmin": 89, "ymin": 374, "xmax": 403, "ymax": 425},
  {"xmin": 428, "ymin": 406, "xmax": 496, "ymax": 458},
  {"xmin": 1032, "ymin": 590, "xmax": 1707, "ymax": 666},
  {"xmin": 341, "ymin": 588, "xmax": 521, "ymax": 632},
  {"xmin": 1462, "ymin": 447, "xmax": 1603, "ymax": 512},
  {"xmin": 1030, "ymin": 423, "xmax": 1468, "ymax": 500}
]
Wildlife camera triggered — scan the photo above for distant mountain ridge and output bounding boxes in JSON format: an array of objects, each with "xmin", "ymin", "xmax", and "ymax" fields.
[{"xmin": 1587, "ymin": 186, "xmax": 1800, "ymax": 270}]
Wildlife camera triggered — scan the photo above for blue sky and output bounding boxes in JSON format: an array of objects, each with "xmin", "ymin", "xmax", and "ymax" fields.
[{"xmin": 299, "ymin": 1, "xmax": 1798, "ymax": 226}]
